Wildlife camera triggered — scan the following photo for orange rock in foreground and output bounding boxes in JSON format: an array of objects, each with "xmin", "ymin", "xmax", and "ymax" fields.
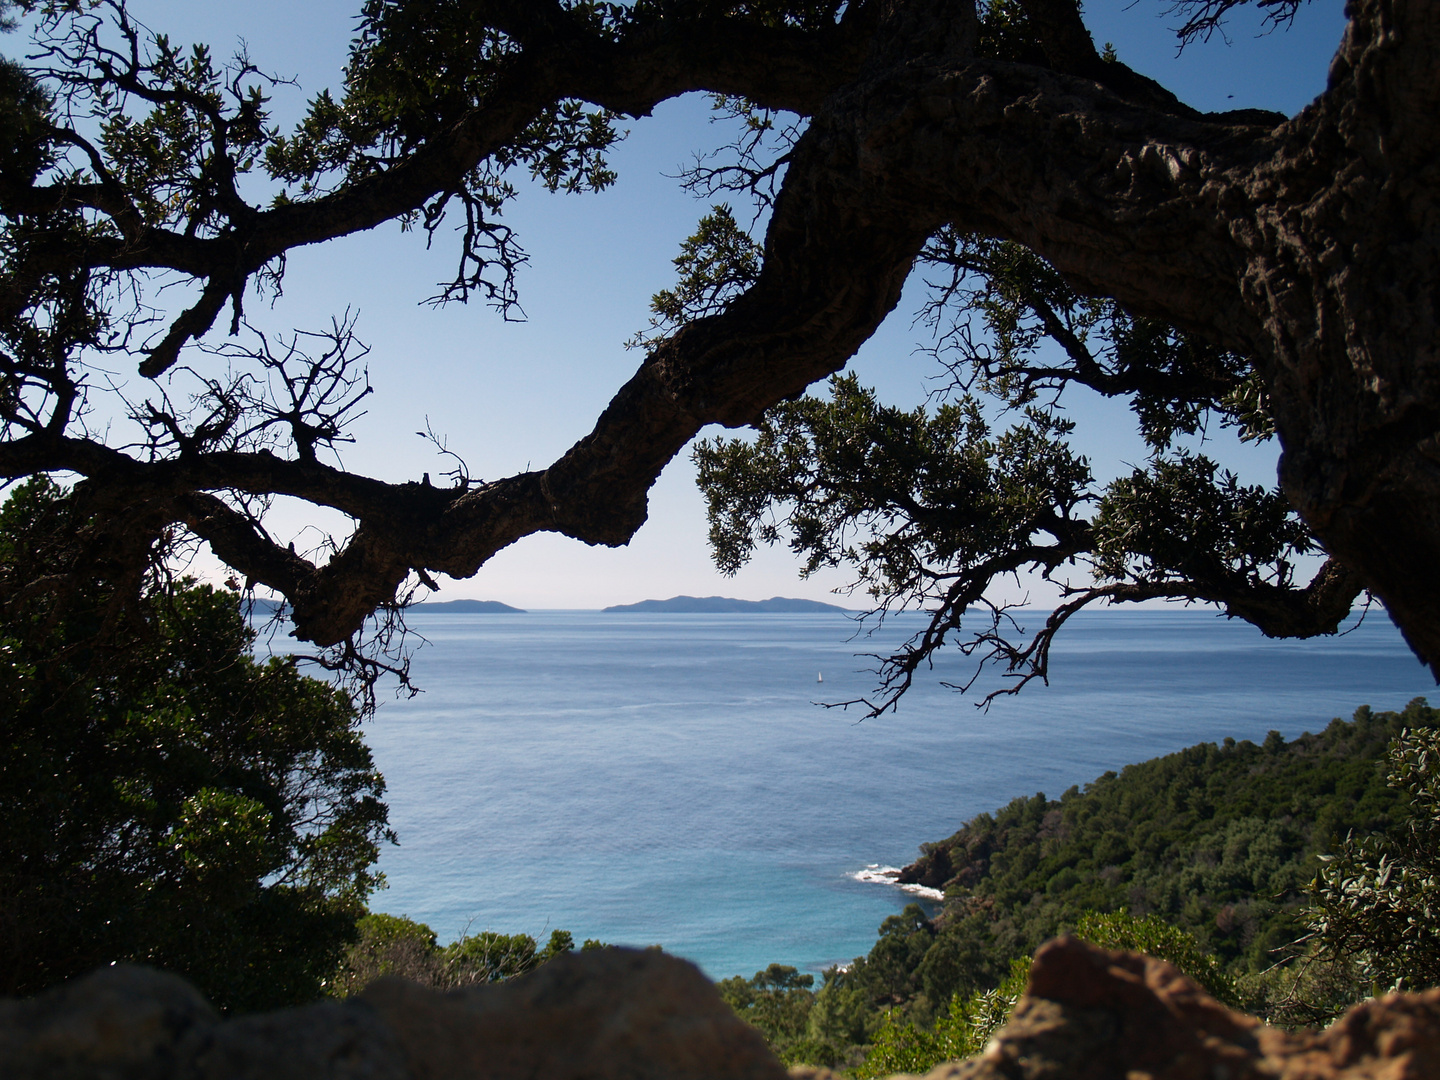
[{"xmin": 794, "ymin": 937, "xmax": 1440, "ymax": 1080}]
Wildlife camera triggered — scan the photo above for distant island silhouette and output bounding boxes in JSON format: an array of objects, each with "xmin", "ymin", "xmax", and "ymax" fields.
[
  {"xmin": 248, "ymin": 595, "xmax": 850, "ymax": 616},
  {"xmin": 412, "ymin": 599, "xmax": 526, "ymax": 613},
  {"xmin": 246, "ymin": 597, "xmax": 525, "ymax": 618},
  {"xmin": 603, "ymin": 595, "xmax": 851, "ymax": 613}
]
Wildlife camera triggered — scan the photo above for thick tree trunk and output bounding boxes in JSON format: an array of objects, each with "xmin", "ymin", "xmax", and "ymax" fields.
[
  {"xmin": 1246, "ymin": 0, "xmax": 1440, "ymax": 668},
  {"xmin": 842, "ymin": 0, "xmax": 1440, "ymax": 672}
]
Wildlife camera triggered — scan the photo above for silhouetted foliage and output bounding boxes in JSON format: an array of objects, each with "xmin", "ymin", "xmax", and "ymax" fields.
[
  {"xmin": 693, "ymin": 231, "xmax": 1356, "ymax": 713},
  {"xmin": 0, "ymin": 478, "xmax": 391, "ymax": 1011}
]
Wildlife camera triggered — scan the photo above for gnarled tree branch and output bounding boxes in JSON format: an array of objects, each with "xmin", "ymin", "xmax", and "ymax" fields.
[{"xmin": 1, "ymin": 0, "xmax": 1435, "ymax": 692}]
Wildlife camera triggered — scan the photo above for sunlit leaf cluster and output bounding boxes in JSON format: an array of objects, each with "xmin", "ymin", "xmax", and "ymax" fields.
[{"xmin": 1310, "ymin": 723, "xmax": 1440, "ymax": 992}]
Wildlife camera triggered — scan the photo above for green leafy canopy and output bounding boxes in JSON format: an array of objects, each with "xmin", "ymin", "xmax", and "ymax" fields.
[
  {"xmin": 1309, "ymin": 723, "xmax": 1440, "ymax": 993},
  {"xmin": 0, "ymin": 477, "xmax": 392, "ymax": 1011}
]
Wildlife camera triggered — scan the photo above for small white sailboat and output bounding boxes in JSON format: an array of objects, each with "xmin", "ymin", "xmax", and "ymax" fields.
[{"xmin": 817, "ymin": 671, "xmax": 823, "ymax": 684}]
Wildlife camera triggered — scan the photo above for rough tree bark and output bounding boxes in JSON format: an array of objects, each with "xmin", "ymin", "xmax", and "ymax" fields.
[{"xmin": 2, "ymin": 0, "xmax": 1436, "ymax": 675}]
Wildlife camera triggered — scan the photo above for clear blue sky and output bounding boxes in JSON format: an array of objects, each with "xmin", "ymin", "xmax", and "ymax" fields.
[{"xmin": 118, "ymin": 1, "xmax": 1347, "ymax": 608}]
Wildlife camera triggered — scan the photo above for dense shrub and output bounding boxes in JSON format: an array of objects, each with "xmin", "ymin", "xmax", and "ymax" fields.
[
  {"xmin": 1308, "ymin": 724, "xmax": 1440, "ymax": 992},
  {"xmin": 329, "ymin": 915, "xmax": 602, "ymax": 996},
  {"xmin": 0, "ymin": 478, "xmax": 390, "ymax": 1011},
  {"xmin": 1073, "ymin": 910, "xmax": 1237, "ymax": 1007}
]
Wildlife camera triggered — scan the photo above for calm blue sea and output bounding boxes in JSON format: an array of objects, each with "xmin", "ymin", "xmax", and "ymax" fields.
[{"xmin": 354, "ymin": 608, "xmax": 1433, "ymax": 980}]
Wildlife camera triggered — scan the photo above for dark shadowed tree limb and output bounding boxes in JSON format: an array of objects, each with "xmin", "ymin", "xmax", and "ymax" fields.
[{"xmin": 0, "ymin": 0, "xmax": 1434, "ymax": 687}]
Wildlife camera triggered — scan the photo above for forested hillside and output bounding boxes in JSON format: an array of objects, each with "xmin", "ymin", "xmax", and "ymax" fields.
[
  {"xmin": 722, "ymin": 700, "xmax": 1438, "ymax": 1066},
  {"xmin": 895, "ymin": 701, "xmax": 1433, "ymax": 981}
]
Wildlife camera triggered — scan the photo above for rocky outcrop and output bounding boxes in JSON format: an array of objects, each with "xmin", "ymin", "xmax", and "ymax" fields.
[
  {"xmin": 895, "ymin": 844, "xmax": 953, "ymax": 891},
  {"xmin": 896, "ymin": 830, "xmax": 999, "ymax": 893},
  {"xmin": 8, "ymin": 937, "xmax": 1440, "ymax": 1080},
  {"xmin": 0, "ymin": 947, "xmax": 786, "ymax": 1080}
]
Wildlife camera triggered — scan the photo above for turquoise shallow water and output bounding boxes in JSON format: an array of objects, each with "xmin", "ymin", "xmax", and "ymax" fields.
[{"xmin": 353, "ymin": 608, "xmax": 1433, "ymax": 979}]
